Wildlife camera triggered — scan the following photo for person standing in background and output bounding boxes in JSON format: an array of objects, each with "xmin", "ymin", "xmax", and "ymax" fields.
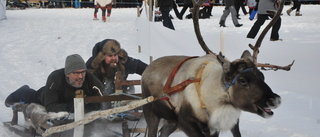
[
  {"xmin": 219, "ymin": 0, "xmax": 243, "ymax": 27},
  {"xmin": 247, "ymin": 0, "xmax": 257, "ymax": 15},
  {"xmin": 235, "ymin": 0, "xmax": 248, "ymax": 19},
  {"xmin": 93, "ymin": 0, "xmax": 113, "ymax": 22},
  {"xmin": 177, "ymin": 0, "xmax": 193, "ymax": 20},
  {"xmin": 286, "ymin": 0, "xmax": 302, "ymax": 16},
  {"xmin": 247, "ymin": 0, "xmax": 282, "ymax": 41}
]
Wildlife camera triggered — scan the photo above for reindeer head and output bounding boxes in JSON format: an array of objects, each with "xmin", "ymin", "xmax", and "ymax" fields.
[
  {"xmin": 189, "ymin": 0, "xmax": 290, "ymax": 118},
  {"xmin": 218, "ymin": 50, "xmax": 281, "ymax": 118}
]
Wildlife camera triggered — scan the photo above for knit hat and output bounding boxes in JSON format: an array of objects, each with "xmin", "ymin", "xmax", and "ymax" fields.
[
  {"xmin": 91, "ymin": 40, "xmax": 123, "ymax": 68},
  {"xmin": 65, "ymin": 54, "xmax": 87, "ymax": 75}
]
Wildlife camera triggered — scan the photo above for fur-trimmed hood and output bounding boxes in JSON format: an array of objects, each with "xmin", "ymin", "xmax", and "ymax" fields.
[
  {"xmin": 87, "ymin": 39, "xmax": 128, "ymax": 69},
  {"xmin": 86, "ymin": 39, "xmax": 128, "ymax": 82}
]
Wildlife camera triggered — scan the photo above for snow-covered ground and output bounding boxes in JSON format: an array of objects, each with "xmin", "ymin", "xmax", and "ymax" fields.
[{"xmin": 0, "ymin": 4, "xmax": 320, "ymax": 137}]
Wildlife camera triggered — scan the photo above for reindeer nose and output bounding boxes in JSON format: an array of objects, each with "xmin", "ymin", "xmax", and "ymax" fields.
[{"xmin": 267, "ymin": 95, "xmax": 281, "ymax": 109}]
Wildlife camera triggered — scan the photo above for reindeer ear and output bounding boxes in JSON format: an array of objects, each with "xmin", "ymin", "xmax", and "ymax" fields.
[
  {"xmin": 241, "ymin": 50, "xmax": 253, "ymax": 61},
  {"xmin": 217, "ymin": 52, "xmax": 231, "ymax": 74}
]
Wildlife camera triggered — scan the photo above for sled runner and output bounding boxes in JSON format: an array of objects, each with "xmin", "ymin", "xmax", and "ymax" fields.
[{"xmin": 3, "ymin": 121, "xmax": 42, "ymax": 137}]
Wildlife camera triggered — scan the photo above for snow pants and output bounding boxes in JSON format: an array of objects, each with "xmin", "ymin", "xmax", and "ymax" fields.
[
  {"xmin": 5, "ymin": 85, "xmax": 42, "ymax": 107},
  {"xmin": 220, "ymin": 6, "xmax": 240, "ymax": 26},
  {"xmin": 247, "ymin": 14, "xmax": 281, "ymax": 40}
]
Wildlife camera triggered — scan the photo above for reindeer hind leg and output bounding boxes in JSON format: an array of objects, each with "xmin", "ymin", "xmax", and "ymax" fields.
[
  {"xmin": 143, "ymin": 103, "xmax": 160, "ymax": 137},
  {"xmin": 159, "ymin": 121, "xmax": 178, "ymax": 137}
]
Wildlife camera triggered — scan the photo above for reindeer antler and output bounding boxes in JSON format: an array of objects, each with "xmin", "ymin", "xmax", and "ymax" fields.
[
  {"xmin": 192, "ymin": 0, "xmax": 215, "ymax": 55},
  {"xmin": 249, "ymin": 0, "xmax": 294, "ymax": 71}
]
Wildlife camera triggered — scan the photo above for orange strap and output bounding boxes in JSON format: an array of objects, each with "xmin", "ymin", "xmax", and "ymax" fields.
[
  {"xmin": 164, "ymin": 78, "xmax": 201, "ymax": 96},
  {"xmin": 163, "ymin": 56, "xmax": 198, "ymax": 93},
  {"xmin": 195, "ymin": 61, "xmax": 209, "ymax": 109}
]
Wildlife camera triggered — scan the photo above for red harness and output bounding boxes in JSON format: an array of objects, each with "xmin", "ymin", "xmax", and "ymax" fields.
[{"xmin": 161, "ymin": 57, "xmax": 200, "ymax": 109}]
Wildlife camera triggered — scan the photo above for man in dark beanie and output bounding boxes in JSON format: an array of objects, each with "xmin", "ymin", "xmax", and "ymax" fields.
[
  {"xmin": 5, "ymin": 54, "xmax": 103, "ymax": 113},
  {"xmin": 86, "ymin": 39, "xmax": 148, "ymax": 109}
]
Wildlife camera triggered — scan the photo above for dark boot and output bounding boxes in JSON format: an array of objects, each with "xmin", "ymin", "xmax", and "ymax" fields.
[
  {"xmin": 235, "ymin": 24, "xmax": 243, "ymax": 27},
  {"xmin": 219, "ymin": 20, "xmax": 226, "ymax": 27}
]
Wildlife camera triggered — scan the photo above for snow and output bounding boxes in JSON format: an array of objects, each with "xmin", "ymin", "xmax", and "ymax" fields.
[{"xmin": 1, "ymin": 4, "xmax": 320, "ymax": 137}]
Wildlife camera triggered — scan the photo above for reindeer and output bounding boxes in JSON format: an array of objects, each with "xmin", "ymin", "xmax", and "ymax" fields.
[{"xmin": 141, "ymin": 0, "xmax": 293, "ymax": 137}]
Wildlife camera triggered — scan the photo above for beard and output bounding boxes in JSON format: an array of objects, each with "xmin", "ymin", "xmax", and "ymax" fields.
[
  {"xmin": 108, "ymin": 60, "xmax": 118, "ymax": 68},
  {"xmin": 67, "ymin": 77, "xmax": 85, "ymax": 88},
  {"xmin": 104, "ymin": 63, "xmax": 119, "ymax": 79}
]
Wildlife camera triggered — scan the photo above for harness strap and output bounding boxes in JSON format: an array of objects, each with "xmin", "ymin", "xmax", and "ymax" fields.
[
  {"xmin": 161, "ymin": 58, "xmax": 209, "ymax": 110},
  {"xmin": 195, "ymin": 61, "xmax": 209, "ymax": 109},
  {"xmin": 164, "ymin": 78, "xmax": 201, "ymax": 96},
  {"xmin": 163, "ymin": 56, "xmax": 198, "ymax": 92},
  {"xmin": 161, "ymin": 96, "xmax": 175, "ymax": 109}
]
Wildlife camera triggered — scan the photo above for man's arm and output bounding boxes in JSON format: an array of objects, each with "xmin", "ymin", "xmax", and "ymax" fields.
[{"xmin": 125, "ymin": 57, "xmax": 148, "ymax": 76}]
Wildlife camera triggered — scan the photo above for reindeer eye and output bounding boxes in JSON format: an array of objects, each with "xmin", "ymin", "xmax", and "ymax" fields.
[{"xmin": 238, "ymin": 77, "xmax": 248, "ymax": 86}]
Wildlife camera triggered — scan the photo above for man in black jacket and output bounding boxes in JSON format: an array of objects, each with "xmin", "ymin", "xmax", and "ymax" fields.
[
  {"xmin": 5, "ymin": 54, "xmax": 104, "ymax": 113},
  {"xmin": 86, "ymin": 39, "xmax": 148, "ymax": 97}
]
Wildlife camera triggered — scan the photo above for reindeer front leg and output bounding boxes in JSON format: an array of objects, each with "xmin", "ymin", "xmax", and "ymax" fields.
[
  {"xmin": 230, "ymin": 119, "xmax": 241, "ymax": 137},
  {"xmin": 178, "ymin": 104, "xmax": 206, "ymax": 137}
]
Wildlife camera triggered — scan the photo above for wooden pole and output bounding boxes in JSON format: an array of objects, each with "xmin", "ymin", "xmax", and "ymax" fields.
[
  {"xmin": 138, "ymin": 45, "xmax": 141, "ymax": 53},
  {"xmin": 115, "ymin": 71, "xmax": 123, "ymax": 93},
  {"xmin": 220, "ymin": 30, "xmax": 225, "ymax": 55},
  {"xmin": 42, "ymin": 96, "xmax": 154, "ymax": 137},
  {"xmin": 137, "ymin": 6, "xmax": 141, "ymax": 17},
  {"xmin": 149, "ymin": 0, "xmax": 153, "ymax": 21},
  {"xmin": 11, "ymin": 110, "xmax": 18, "ymax": 125},
  {"xmin": 149, "ymin": 56, "xmax": 153, "ymax": 63},
  {"xmin": 122, "ymin": 121, "xmax": 130, "ymax": 137},
  {"xmin": 73, "ymin": 90, "xmax": 84, "ymax": 137}
]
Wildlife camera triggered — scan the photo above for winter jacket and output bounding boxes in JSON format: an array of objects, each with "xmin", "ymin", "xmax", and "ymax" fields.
[
  {"xmin": 86, "ymin": 39, "xmax": 148, "ymax": 83},
  {"xmin": 184, "ymin": 0, "xmax": 193, "ymax": 5},
  {"xmin": 40, "ymin": 68, "xmax": 103, "ymax": 113},
  {"xmin": 257, "ymin": 0, "xmax": 277, "ymax": 15},
  {"xmin": 157, "ymin": 0, "xmax": 173, "ymax": 11},
  {"xmin": 247, "ymin": 0, "xmax": 257, "ymax": 9},
  {"xmin": 225, "ymin": 0, "xmax": 235, "ymax": 7}
]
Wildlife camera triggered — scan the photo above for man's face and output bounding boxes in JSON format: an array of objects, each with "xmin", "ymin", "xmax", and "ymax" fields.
[
  {"xmin": 66, "ymin": 69, "xmax": 86, "ymax": 88},
  {"xmin": 104, "ymin": 54, "xmax": 119, "ymax": 67}
]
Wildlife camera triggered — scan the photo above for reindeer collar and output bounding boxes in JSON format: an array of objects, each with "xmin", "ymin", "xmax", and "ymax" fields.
[{"xmin": 225, "ymin": 68, "xmax": 254, "ymax": 89}]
